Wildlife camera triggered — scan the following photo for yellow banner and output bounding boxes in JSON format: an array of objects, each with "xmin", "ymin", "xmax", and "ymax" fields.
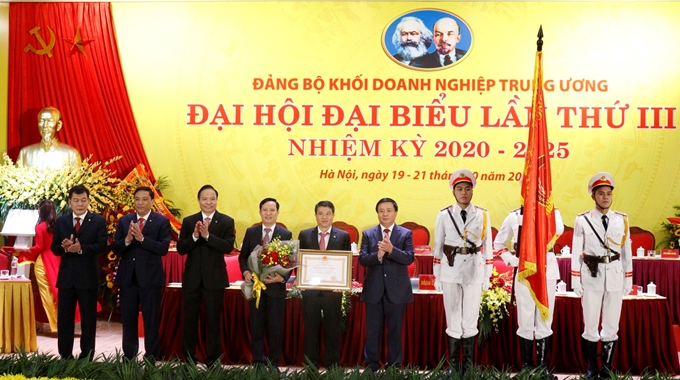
[{"xmin": 111, "ymin": 2, "xmax": 680, "ymax": 243}]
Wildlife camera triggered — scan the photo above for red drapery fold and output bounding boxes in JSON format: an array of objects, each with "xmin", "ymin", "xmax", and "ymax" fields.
[
  {"xmin": 517, "ymin": 45, "xmax": 556, "ymax": 320},
  {"xmin": 7, "ymin": 2, "xmax": 152, "ymax": 179}
]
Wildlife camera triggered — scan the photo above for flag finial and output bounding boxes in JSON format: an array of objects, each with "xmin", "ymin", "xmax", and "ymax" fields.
[{"xmin": 537, "ymin": 25, "xmax": 543, "ymax": 52}]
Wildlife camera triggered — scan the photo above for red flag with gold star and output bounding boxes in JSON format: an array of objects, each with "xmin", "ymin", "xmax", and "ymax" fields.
[{"xmin": 517, "ymin": 27, "xmax": 557, "ymax": 321}]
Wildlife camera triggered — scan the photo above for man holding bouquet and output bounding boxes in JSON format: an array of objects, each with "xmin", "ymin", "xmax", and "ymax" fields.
[{"xmin": 239, "ymin": 198, "xmax": 293, "ymax": 372}]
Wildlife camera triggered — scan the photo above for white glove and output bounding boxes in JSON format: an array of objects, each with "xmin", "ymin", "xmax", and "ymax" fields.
[
  {"xmin": 434, "ymin": 279, "xmax": 443, "ymax": 292},
  {"xmin": 500, "ymin": 251, "xmax": 520, "ymax": 267},
  {"xmin": 482, "ymin": 281, "xmax": 490, "ymax": 291},
  {"xmin": 623, "ymin": 279, "xmax": 632, "ymax": 295},
  {"xmin": 573, "ymin": 285, "xmax": 583, "ymax": 297}
]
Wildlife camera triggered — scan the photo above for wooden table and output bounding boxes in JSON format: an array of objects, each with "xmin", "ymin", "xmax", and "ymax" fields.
[{"xmin": 0, "ymin": 279, "xmax": 37, "ymax": 353}]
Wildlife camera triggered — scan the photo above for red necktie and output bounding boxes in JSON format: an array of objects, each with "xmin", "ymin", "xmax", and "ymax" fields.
[
  {"xmin": 262, "ymin": 227, "xmax": 271, "ymax": 245},
  {"xmin": 319, "ymin": 231, "xmax": 329, "ymax": 250},
  {"xmin": 74, "ymin": 217, "xmax": 81, "ymax": 234},
  {"xmin": 384, "ymin": 228, "xmax": 390, "ymax": 240},
  {"xmin": 138, "ymin": 217, "xmax": 145, "ymax": 231}
]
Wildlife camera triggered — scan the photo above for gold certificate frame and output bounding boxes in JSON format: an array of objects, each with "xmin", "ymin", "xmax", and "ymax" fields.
[{"xmin": 296, "ymin": 249, "xmax": 353, "ymax": 291}]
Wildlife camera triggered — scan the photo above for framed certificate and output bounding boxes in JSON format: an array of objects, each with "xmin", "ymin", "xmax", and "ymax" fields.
[{"xmin": 296, "ymin": 249, "xmax": 352, "ymax": 291}]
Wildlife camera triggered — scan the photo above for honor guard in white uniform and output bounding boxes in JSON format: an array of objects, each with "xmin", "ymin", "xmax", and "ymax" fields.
[
  {"xmin": 571, "ymin": 172, "xmax": 632, "ymax": 379},
  {"xmin": 494, "ymin": 207, "xmax": 564, "ymax": 378},
  {"xmin": 434, "ymin": 169, "xmax": 493, "ymax": 372}
]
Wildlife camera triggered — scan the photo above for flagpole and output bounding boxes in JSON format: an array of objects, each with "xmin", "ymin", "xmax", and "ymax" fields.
[{"xmin": 512, "ymin": 26, "xmax": 543, "ymax": 303}]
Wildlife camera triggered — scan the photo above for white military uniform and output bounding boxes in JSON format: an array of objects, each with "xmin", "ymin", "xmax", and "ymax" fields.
[
  {"xmin": 493, "ymin": 208, "xmax": 564, "ymax": 340},
  {"xmin": 434, "ymin": 203, "xmax": 493, "ymax": 339},
  {"xmin": 571, "ymin": 209, "xmax": 632, "ymax": 342}
]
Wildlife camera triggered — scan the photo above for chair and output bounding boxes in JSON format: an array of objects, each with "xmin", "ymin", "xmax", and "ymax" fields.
[
  {"xmin": 332, "ymin": 221, "xmax": 359, "ymax": 244},
  {"xmin": 492, "ymin": 256, "xmax": 513, "ymax": 276},
  {"xmin": 630, "ymin": 226, "xmax": 655, "ymax": 251},
  {"xmin": 224, "ymin": 254, "xmax": 243, "ymax": 282},
  {"xmin": 553, "ymin": 225, "xmax": 574, "ymax": 253},
  {"xmin": 407, "ymin": 258, "xmax": 420, "ymax": 278},
  {"xmin": 0, "ymin": 247, "xmax": 12, "ymax": 272},
  {"xmin": 400, "ymin": 222, "xmax": 430, "ymax": 246},
  {"xmin": 491, "ymin": 226, "xmax": 498, "ymax": 243}
]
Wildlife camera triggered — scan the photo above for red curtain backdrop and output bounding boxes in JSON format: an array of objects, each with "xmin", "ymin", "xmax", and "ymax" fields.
[{"xmin": 7, "ymin": 2, "xmax": 152, "ymax": 179}]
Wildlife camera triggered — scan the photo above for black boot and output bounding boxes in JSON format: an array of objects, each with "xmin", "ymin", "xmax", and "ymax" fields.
[
  {"xmin": 584, "ymin": 339, "xmax": 599, "ymax": 379},
  {"xmin": 461, "ymin": 336, "xmax": 475, "ymax": 373},
  {"xmin": 447, "ymin": 336, "xmax": 461, "ymax": 374},
  {"xmin": 519, "ymin": 337, "xmax": 534, "ymax": 371},
  {"xmin": 535, "ymin": 337, "xmax": 557, "ymax": 380},
  {"xmin": 600, "ymin": 340, "xmax": 617, "ymax": 379}
]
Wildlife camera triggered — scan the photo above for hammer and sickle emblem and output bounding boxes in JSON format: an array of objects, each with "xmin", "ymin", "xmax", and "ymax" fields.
[{"xmin": 23, "ymin": 26, "xmax": 56, "ymax": 57}]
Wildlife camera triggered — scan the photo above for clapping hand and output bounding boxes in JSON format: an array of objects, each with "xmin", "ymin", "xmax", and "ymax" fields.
[
  {"xmin": 198, "ymin": 220, "xmax": 210, "ymax": 239},
  {"xmin": 377, "ymin": 236, "xmax": 393, "ymax": 259}
]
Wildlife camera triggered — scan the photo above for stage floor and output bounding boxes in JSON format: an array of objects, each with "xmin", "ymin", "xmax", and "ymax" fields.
[{"xmin": 23, "ymin": 320, "xmax": 674, "ymax": 379}]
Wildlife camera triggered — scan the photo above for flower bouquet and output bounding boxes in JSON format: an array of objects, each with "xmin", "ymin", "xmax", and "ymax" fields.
[
  {"xmin": 478, "ymin": 267, "xmax": 513, "ymax": 345},
  {"xmin": 241, "ymin": 238, "xmax": 299, "ymax": 308}
]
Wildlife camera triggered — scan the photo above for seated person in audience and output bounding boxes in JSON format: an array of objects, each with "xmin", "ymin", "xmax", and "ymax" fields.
[{"xmin": 239, "ymin": 198, "xmax": 293, "ymax": 372}]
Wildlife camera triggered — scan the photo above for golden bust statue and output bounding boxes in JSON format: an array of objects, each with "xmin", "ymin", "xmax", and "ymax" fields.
[{"xmin": 19, "ymin": 107, "xmax": 82, "ymax": 171}]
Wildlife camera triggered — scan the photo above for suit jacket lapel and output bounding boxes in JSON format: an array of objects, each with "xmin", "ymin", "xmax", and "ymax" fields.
[
  {"xmin": 314, "ymin": 227, "xmax": 323, "ymax": 250},
  {"xmin": 142, "ymin": 212, "xmax": 156, "ymax": 236},
  {"xmin": 327, "ymin": 227, "xmax": 337, "ymax": 249},
  {"xmin": 389, "ymin": 225, "xmax": 398, "ymax": 245}
]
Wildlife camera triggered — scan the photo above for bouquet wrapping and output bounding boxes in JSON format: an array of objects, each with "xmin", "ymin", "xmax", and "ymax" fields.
[{"xmin": 240, "ymin": 238, "xmax": 299, "ymax": 308}]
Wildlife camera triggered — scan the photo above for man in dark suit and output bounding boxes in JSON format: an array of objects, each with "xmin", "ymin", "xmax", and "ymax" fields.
[
  {"xmin": 239, "ymin": 197, "xmax": 293, "ymax": 371},
  {"xmin": 359, "ymin": 198, "xmax": 414, "ymax": 372},
  {"xmin": 177, "ymin": 184, "xmax": 235, "ymax": 367},
  {"xmin": 51, "ymin": 185, "xmax": 107, "ymax": 360},
  {"xmin": 112, "ymin": 186, "xmax": 171, "ymax": 363},
  {"xmin": 298, "ymin": 200, "xmax": 352, "ymax": 368},
  {"xmin": 410, "ymin": 17, "xmax": 467, "ymax": 68}
]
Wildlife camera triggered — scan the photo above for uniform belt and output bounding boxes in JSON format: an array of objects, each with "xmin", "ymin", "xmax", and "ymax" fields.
[
  {"xmin": 443, "ymin": 245, "xmax": 480, "ymax": 256},
  {"xmin": 583, "ymin": 253, "xmax": 620, "ymax": 277},
  {"xmin": 442, "ymin": 244, "xmax": 479, "ymax": 267},
  {"xmin": 584, "ymin": 254, "xmax": 620, "ymax": 264}
]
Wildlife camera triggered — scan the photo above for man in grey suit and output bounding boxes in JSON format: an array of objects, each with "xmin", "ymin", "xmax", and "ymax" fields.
[
  {"xmin": 298, "ymin": 200, "xmax": 352, "ymax": 368},
  {"xmin": 359, "ymin": 198, "xmax": 414, "ymax": 371}
]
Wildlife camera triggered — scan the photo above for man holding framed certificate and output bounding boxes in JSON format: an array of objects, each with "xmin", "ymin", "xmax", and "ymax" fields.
[{"xmin": 297, "ymin": 200, "xmax": 352, "ymax": 369}]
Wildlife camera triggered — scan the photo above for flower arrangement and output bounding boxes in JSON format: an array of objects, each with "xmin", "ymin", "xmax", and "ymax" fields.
[
  {"xmin": 478, "ymin": 267, "xmax": 513, "ymax": 345},
  {"xmin": 659, "ymin": 207, "xmax": 680, "ymax": 249},
  {"xmin": 0, "ymin": 154, "xmax": 181, "ymax": 310},
  {"xmin": 0, "ymin": 153, "xmax": 122, "ymax": 219},
  {"xmin": 241, "ymin": 238, "xmax": 299, "ymax": 308}
]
